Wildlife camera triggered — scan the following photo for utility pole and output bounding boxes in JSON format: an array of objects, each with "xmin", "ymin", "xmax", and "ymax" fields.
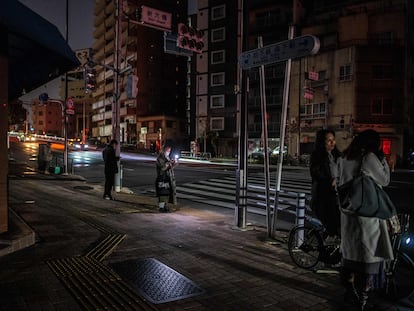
[
  {"xmin": 113, "ymin": 0, "xmax": 123, "ymax": 192},
  {"xmin": 235, "ymin": 0, "xmax": 248, "ymax": 229},
  {"xmin": 63, "ymin": 0, "xmax": 69, "ymax": 175}
]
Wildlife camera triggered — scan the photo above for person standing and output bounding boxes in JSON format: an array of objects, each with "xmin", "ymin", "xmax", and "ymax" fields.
[
  {"xmin": 102, "ymin": 139, "xmax": 118, "ymax": 200},
  {"xmin": 156, "ymin": 144, "xmax": 178, "ymax": 212},
  {"xmin": 339, "ymin": 129, "xmax": 394, "ymax": 310},
  {"xmin": 37, "ymin": 142, "xmax": 53, "ymax": 174},
  {"xmin": 310, "ymin": 129, "xmax": 342, "ymax": 237}
]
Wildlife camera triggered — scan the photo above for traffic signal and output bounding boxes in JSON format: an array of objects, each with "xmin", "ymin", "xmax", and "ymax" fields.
[
  {"xmin": 176, "ymin": 23, "xmax": 204, "ymax": 53},
  {"xmin": 84, "ymin": 66, "xmax": 97, "ymax": 93}
]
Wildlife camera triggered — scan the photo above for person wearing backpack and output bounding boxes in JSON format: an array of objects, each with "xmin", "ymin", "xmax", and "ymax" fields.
[{"xmin": 310, "ymin": 129, "xmax": 342, "ymax": 237}]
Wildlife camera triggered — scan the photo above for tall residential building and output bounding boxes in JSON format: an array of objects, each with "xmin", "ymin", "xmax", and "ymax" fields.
[
  {"xmin": 288, "ymin": 0, "xmax": 414, "ymax": 161},
  {"xmin": 91, "ymin": 0, "xmax": 188, "ymax": 150},
  {"xmin": 189, "ymin": 0, "xmax": 292, "ymax": 157}
]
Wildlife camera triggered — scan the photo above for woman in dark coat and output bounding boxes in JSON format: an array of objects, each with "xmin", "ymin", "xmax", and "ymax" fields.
[
  {"xmin": 156, "ymin": 144, "xmax": 178, "ymax": 212},
  {"xmin": 310, "ymin": 129, "xmax": 342, "ymax": 236},
  {"xmin": 102, "ymin": 139, "xmax": 118, "ymax": 200}
]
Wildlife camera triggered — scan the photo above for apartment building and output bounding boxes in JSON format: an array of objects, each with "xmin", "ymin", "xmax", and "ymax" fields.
[
  {"xmin": 288, "ymin": 0, "xmax": 414, "ymax": 162},
  {"xmin": 189, "ymin": 0, "xmax": 292, "ymax": 157},
  {"xmin": 91, "ymin": 0, "xmax": 188, "ymax": 150}
]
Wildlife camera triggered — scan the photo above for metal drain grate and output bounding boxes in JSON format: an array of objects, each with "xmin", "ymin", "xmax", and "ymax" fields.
[{"xmin": 111, "ymin": 258, "xmax": 205, "ymax": 304}]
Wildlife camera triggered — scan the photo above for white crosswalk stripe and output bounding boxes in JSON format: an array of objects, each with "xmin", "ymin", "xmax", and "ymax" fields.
[{"xmin": 175, "ymin": 173, "xmax": 312, "ymax": 217}]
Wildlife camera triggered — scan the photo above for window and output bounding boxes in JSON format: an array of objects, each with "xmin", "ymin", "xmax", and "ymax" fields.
[
  {"xmin": 210, "ymin": 95, "xmax": 225, "ymax": 108},
  {"xmin": 211, "ymin": 50, "xmax": 225, "ymax": 64},
  {"xmin": 211, "ymin": 28, "xmax": 225, "ymax": 42},
  {"xmin": 372, "ymin": 98, "xmax": 393, "ymax": 115},
  {"xmin": 211, "ymin": 72, "xmax": 225, "ymax": 86},
  {"xmin": 210, "ymin": 117, "xmax": 224, "ymax": 131},
  {"xmin": 339, "ymin": 64, "xmax": 352, "ymax": 81},
  {"xmin": 371, "ymin": 32, "xmax": 395, "ymax": 45},
  {"xmin": 212, "ymin": 5, "xmax": 225, "ymax": 20},
  {"xmin": 372, "ymin": 65, "xmax": 392, "ymax": 80},
  {"xmin": 300, "ymin": 103, "xmax": 326, "ymax": 119}
]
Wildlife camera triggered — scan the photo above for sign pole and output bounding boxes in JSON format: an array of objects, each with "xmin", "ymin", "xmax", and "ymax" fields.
[
  {"xmin": 271, "ymin": 24, "xmax": 296, "ymax": 238},
  {"xmin": 257, "ymin": 36, "xmax": 271, "ymax": 236},
  {"xmin": 235, "ymin": 0, "xmax": 248, "ymax": 229}
]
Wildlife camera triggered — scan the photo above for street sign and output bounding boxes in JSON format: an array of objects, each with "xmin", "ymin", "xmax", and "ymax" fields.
[
  {"xmin": 140, "ymin": 5, "xmax": 172, "ymax": 32},
  {"xmin": 239, "ymin": 35, "xmax": 320, "ymax": 70},
  {"xmin": 66, "ymin": 97, "xmax": 74, "ymax": 115}
]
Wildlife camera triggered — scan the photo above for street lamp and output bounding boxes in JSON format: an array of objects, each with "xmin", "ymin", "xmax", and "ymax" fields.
[{"xmin": 38, "ymin": 93, "xmax": 68, "ymax": 175}]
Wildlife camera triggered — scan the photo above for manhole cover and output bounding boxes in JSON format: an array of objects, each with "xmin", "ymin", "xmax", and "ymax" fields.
[
  {"xmin": 73, "ymin": 186, "xmax": 94, "ymax": 190},
  {"xmin": 111, "ymin": 258, "xmax": 205, "ymax": 304}
]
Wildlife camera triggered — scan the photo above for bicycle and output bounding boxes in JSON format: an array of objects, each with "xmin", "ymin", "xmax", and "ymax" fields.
[
  {"xmin": 384, "ymin": 213, "xmax": 414, "ymax": 301},
  {"xmin": 288, "ymin": 216, "xmax": 341, "ymax": 270},
  {"xmin": 288, "ymin": 212, "xmax": 414, "ymax": 302}
]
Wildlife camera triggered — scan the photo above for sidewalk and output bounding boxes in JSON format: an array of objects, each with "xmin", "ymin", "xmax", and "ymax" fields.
[{"xmin": 0, "ymin": 171, "xmax": 404, "ymax": 310}]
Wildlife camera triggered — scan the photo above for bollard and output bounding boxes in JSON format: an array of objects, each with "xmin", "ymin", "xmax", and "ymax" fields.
[
  {"xmin": 119, "ymin": 164, "xmax": 123, "ymax": 190},
  {"xmin": 295, "ymin": 192, "xmax": 306, "ymax": 246},
  {"xmin": 296, "ymin": 192, "xmax": 306, "ymax": 227}
]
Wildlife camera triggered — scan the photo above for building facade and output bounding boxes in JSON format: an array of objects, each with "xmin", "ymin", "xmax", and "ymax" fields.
[
  {"xmin": 90, "ymin": 0, "xmax": 188, "ymax": 150},
  {"xmin": 288, "ymin": 0, "xmax": 414, "ymax": 163},
  {"xmin": 189, "ymin": 0, "xmax": 292, "ymax": 158}
]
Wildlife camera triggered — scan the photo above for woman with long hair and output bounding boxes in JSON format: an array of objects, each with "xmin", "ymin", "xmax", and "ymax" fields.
[
  {"xmin": 339, "ymin": 129, "xmax": 393, "ymax": 310},
  {"xmin": 310, "ymin": 129, "xmax": 342, "ymax": 237}
]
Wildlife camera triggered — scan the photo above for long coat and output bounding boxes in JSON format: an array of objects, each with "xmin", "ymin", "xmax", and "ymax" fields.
[
  {"xmin": 310, "ymin": 150, "xmax": 341, "ymax": 236},
  {"xmin": 102, "ymin": 145, "xmax": 118, "ymax": 175},
  {"xmin": 156, "ymin": 152, "xmax": 177, "ymax": 204},
  {"xmin": 339, "ymin": 152, "xmax": 393, "ymax": 273}
]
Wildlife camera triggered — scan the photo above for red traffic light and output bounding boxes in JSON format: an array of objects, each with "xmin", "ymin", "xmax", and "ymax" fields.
[{"xmin": 177, "ymin": 23, "xmax": 204, "ymax": 53}]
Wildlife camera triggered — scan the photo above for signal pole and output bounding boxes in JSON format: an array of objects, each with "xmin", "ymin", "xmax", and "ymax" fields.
[{"xmin": 113, "ymin": 0, "xmax": 123, "ymax": 192}]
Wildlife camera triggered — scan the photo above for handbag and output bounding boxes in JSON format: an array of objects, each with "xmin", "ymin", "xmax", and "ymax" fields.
[
  {"xmin": 155, "ymin": 173, "xmax": 171, "ymax": 196},
  {"xmin": 337, "ymin": 173, "xmax": 396, "ymax": 219}
]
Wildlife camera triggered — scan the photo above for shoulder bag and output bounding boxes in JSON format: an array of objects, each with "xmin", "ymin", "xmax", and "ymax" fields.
[
  {"xmin": 337, "ymin": 173, "xmax": 396, "ymax": 219},
  {"xmin": 155, "ymin": 172, "xmax": 171, "ymax": 196}
]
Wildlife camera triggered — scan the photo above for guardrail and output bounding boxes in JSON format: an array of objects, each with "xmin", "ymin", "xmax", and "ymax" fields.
[{"xmin": 180, "ymin": 151, "xmax": 212, "ymax": 160}]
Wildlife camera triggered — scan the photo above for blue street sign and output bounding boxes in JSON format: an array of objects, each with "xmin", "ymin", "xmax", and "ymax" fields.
[{"xmin": 239, "ymin": 35, "xmax": 320, "ymax": 70}]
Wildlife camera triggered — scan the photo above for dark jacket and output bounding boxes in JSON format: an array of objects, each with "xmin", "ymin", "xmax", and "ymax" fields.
[
  {"xmin": 102, "ymin": 144, "xmax": 118, "ymax": 175},
  {"xmin": 310, "ymin": 150, "xmax": 340, "ymax": 235}
]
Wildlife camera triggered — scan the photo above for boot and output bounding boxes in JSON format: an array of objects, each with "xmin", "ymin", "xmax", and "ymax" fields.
[
  {"xmin": 343, "ymin": 281, "xmax": 359, "ymax": 309},
  {"xmin": 355, "ymin": 274, "xmax": 375, "ymax": 311},
  {"xmin": 359, "ymin": 290, "xmax": 369, "ymax": 311}
]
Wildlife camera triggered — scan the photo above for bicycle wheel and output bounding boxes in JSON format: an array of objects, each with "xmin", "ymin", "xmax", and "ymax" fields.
[
  {"xmin": 288, "ymin": 225, "xmax": 324, "ymax": 269},
  {"xmin": 386, "ymin": 251, "xmax": 414, "ymax": 300}
]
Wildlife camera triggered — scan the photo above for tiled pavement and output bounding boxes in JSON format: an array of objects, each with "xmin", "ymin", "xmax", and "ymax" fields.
[{"xmin": 0, "ymin": 172, "xmax": 405, "ymax": 311}]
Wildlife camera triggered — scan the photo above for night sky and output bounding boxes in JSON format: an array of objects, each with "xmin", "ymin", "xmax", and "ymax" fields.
[{"xmin": 19, "ymin": 0, "xmax": 94, "ymax": 50}]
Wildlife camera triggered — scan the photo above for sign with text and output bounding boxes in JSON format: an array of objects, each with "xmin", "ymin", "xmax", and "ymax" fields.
[
  {"xmin": 239, "ymin": 35, "xmax": 320, "ymax": 69},
  {"xmin": 141, "ymin": 5, "xmax": 171, "ymax": 32},
  {"xmin": 66, "ymin": 97, "xmax": 74, "ymax": 115},
  {"xmin": 307, "ymin": 71, "xmax": 319, "ymax": 81}
]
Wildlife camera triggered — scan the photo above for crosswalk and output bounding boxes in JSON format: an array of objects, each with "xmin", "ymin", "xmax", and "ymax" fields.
[{"xmin": 175, "ymin": 171, "xmax": 312, "ymax": 218}]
